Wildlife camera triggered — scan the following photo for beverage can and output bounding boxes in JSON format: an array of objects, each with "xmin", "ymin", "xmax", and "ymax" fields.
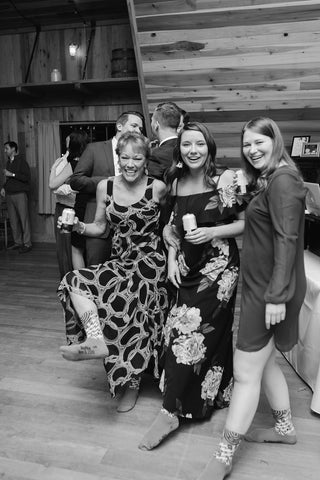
[
  {"xmin": 182, "ymin": 213, "xmax": 197, "ymax": 233},
  {"xmin": 61, "ymin": 208, "xmax": 75, "ymax": 233}
]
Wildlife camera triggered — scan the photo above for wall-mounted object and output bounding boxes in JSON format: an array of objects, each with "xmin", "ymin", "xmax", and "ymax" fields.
[
  {"xmin": 69, "ymin": 43, "xmax": 78, "ymax": 57},
  {"xmin": 301, "ymin": 142, "xmax": 320, "ymax": 158},
  {"xmin": 290, "ymin": 136, "xmax": 311, "ymax": 158}
]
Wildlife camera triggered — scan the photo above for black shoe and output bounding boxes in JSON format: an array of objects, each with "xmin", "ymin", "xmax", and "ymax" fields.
[
  {"xmin": 7, "ymin": 244, "xmax": 22, "ymax": 250},
  {"xmin": 19, "ymin": 245, "xmax": 32, "ymax": 254}
]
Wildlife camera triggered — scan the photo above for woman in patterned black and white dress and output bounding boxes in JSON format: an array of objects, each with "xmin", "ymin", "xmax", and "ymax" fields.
[{"xmin": 57, "ymin": 132, "xmax": 169, "ymax": 413}]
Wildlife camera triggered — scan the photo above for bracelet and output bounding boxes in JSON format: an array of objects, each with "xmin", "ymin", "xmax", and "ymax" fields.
[{"xmin": 78, "ymin": 221, "xmax": 86, "ymax": 235}]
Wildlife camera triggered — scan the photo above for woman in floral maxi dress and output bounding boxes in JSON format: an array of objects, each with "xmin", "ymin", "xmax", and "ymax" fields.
[{"xmin": 140, "ymin": 122, "xmax": 246, "ymax": 450}]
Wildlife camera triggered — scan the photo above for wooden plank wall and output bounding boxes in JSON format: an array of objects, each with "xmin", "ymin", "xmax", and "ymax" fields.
[
  {"xmin": 132, "ymin": 0, "xmax": 320, "ymax": 166},
  {"xmin": 0, "ymin": 23, "xmax": 141, "ymax": 242}
]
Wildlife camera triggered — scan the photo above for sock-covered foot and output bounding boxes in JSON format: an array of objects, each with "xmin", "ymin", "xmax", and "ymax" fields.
[
  {"xmin": 139, "ymin": 408, "xmax": 179, "ymax": 450},
  {"xmin": 60, "ymin": 337, "xmax": 109, "ymax": 361},
  {"xmin": 117, "ymin": 382, "xmax": 140, "ymax": 413},
  {"xmin": 245, "ymin": 427, "xmax": 297, "ymax": 444},
  {"xmin": 197, "ymin": 456, "xmax": 232, "ymax": 480},
  {"xmin": 197, "ymin": 428, "xmax": 243, "ymax": 480}
]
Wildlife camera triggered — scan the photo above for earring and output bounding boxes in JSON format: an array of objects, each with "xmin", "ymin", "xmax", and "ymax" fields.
[
  {"xmin": 176, "ymin": 161, "xmax": 183, "ymax": 168},
  {"xmin": 145, "ymin": 166, "xmax": 149, "ymax": 175}
]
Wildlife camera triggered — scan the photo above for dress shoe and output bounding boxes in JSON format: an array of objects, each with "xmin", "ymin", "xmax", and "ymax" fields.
[
  {"xmin": 7, "ymin": 243, "xmax": 22, "ymax": 250},
  {"xmin": 19, "ymin": 245, "xmax": 32, "ymax": 254}
]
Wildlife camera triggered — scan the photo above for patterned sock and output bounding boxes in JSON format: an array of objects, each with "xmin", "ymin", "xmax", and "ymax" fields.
[
  {"xmin": 216, "ymin": 428, "xmax": 243, "ymax": 466},
  {"xmin": 272, "ymin": 408, "xmax": 295, "ymax": 435},
  {"xmin": 198, "ymin": 429, "xmax": 243, "ymax": 480},
  {"xmin": 245, "ymin": 408, "xmax": 297, "ymax": 444},
  {"xmin": 59, "ymin": 310, "xmax": 108, "ymax": 361},
  {"xmin": 81, "ymin": 310, "xmax": 104, "ymax": 339}
]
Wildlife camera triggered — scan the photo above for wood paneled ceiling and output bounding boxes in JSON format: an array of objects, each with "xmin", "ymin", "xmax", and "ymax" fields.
[
  {"xmin": 0, "ymin": 0, "xmax": 128, "ymax": 33},
  {"xmin": 132, "ymin": 0, "xmax": 320, "ymax": 121}
]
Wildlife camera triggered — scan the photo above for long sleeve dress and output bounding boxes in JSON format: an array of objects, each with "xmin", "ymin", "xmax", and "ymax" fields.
[
  {"xmin": 161, "ymin": 178, "xmax": 246, "ymax": 419},
  {"xmin": 236, "ymin": 167, "xmax": 306, "ymax": 353},
  {"xmin": 58, "ymin": 177, "xmax": 169, "ymax": 395}
]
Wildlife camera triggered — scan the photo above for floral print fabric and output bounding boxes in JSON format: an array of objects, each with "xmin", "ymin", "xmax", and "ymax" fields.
[
  {"xmin": 58, "ymin": 178, "xmax": 169, "ymax": 396},
  {"xmin": 161, "ymin": 182, "xmax": 245, "ymax": 418}
]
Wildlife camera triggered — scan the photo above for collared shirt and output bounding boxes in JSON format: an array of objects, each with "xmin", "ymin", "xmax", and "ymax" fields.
[
  {"xmin": 159, "ymin": 135, "xmax": 178, "ymax": 147},
  {"xmin": 112, "ymin": 137, "xmax": 121, "ymax": 176}
]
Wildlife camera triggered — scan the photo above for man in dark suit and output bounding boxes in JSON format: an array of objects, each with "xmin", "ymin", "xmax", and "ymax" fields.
[
  {"xmin": 70, "ymin": 111, "xmax": 144, "ymax": 265},
  {"xmin": 148, "ymin": 102, "xmax": 181, "ymax": 181}
]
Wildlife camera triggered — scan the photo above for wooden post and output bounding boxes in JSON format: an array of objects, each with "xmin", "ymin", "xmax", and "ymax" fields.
[{"xmin": 126, "ymin": 0, "xmax": 151, "ymax": 138}]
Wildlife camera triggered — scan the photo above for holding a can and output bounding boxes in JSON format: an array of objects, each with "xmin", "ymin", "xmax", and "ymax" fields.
[{"xmin": 60, "ymin": 208, "xmax": 75, "ymax": 233}]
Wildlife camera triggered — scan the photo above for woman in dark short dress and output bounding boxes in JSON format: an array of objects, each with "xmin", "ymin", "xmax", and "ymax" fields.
[
  {"xmin": 198, "ymin": 117, "xmax": 306, "ymax": 480},
  {"xmin": 139, "ymin": 122, "xmax": 246, "ymax": 450},
  {"xmin": 57, "ymin": 132, "xmax": 169, "ymax": 413}
]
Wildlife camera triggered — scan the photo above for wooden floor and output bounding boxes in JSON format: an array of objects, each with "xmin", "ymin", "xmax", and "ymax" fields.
[{"xmin": 0, "ymin": 243, "xmax": 319, "ymax": 480}]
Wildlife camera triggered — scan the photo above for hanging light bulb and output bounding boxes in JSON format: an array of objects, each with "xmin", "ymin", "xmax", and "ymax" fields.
[{"xmin": 69, "ymin": 43, "xmax": 78, "ymax": 57}]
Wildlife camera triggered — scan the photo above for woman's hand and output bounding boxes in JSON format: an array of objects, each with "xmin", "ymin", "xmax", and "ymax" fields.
[
  {"xmin": 163, "ymin": 225, "xmax": 180, "ymax": 250},
  {"xmin": 57, "ymin": 215, "xmax": 80, "ymax": 232},
  {"xmin": 167, "ymin": 257, "xmax": 181, "ymax": 289},
  {"xmin": 265, "ymin": 303, "xmax": 286, "ymax": 330},
  {"xmin": 185, "ymin": 227, "xmax": 215, "ymax": 244}
]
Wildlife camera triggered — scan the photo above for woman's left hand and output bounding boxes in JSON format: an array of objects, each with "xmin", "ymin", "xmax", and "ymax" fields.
[
  {"xmin": 265, "ymin": 303, "xmax": 286, "ymax": 330},
  {"xmin": 185, "ymin": 227, "xmax": 215, "ymax": 244}
]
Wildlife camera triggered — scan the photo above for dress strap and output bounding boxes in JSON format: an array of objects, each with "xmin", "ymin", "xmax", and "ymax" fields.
[
  {"xmin": 145, "ymin": 177, "xmax": 154, "ymax": 201},
  {"xmin": 106, "ymin": 178, "xmax": 114, "ymax": 197}
]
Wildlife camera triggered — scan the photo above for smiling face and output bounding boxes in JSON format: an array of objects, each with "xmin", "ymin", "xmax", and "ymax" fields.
[
  {"xmin": 242, "ymin": 129, "xmax": 274, "ymax": 171},
  {"xmin": 180, "ymin": 130, "xmax": 208, "ymax": 171},
  {"xmin": 118, "ymin": 142, "xmax": 147, "ymax": 183},
  {"xmin": 118, "ymin": 114, "xmax": 143, "ymax": 135}
]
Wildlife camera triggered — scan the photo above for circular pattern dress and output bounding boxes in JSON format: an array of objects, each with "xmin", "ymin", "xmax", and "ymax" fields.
[
  {"xmin": 161, "ymin": 177, "xmax": 246, "ymax": 419},
  {"xmin": 58, "ymin": 177, "xmax": 169, "ymax": 395}
]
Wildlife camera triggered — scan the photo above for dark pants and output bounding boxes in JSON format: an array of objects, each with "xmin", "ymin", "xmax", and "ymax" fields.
[
  {"xmin": 54, "ymin": 203, "xmax": 73, "ymax": 279},
  {"xmin": 6, "ymin": 192, "xmax": 31, "ymax": 247}
]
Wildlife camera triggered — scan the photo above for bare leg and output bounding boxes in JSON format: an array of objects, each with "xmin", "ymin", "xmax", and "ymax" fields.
[
  {"xmin": 117, "ymin": 376, "xmax": 141, "ymax": 413},
  {"xmin": 197, "ymin": 338, "xmax": 275, "ymax": 480},
  {"xmin": 71, "ymin": 245, "xmax": 85, "ymax": 269},
  {"xmin": 245, "ymin": 349, "xmax": 296, "ymax": 444},
  {"xmin": 60, "ymin": 292, "xmax": 108, "ymax": 361},
  {"xmin": 139, "ymin": 408, "xmax": 179, "ymax": 450}
]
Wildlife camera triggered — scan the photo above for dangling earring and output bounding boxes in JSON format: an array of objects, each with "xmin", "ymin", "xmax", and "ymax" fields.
[{"xmin": 176, "ymin": 161, "xmax": 183, "ymax": 169}]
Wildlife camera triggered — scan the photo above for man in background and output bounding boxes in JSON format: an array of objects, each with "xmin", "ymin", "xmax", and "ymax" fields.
[
  {"xmin": 148, "ymin": 102, "xmax": 181, "ymax": 181},
  {"xmin": 70, "ymin": 111, "xmax": 144, "ymax": 265},
  {"xmin": 1, "ymin": 141, "xmax": 32, "ymax": 253}
]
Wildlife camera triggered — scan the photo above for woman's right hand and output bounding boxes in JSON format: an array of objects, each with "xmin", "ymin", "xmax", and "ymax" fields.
[
  {"xmin": 167, "ymin": 257, "xmax": 181, "ymax": 289},
  {"xmin": 57, "ymin": 215, "xmax": 79, "ymax": 231}
]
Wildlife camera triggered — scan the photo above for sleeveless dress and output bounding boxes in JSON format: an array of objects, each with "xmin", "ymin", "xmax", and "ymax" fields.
[
  {"xmin": 58, "ymin": 177, "xmax": 169, "ymax": 395},
  {"xmin": 161, "ymin": 178, "xmax": 246, "ymax": 419}
]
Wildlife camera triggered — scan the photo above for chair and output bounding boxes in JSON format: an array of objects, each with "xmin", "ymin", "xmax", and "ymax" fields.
[{"xmin": 0, "ymin": 199, "xmax": 9, "ymax": 249}]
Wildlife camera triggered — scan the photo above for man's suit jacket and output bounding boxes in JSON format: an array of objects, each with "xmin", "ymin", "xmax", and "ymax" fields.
[
  {"xmin": 70, "ymin": 140, "xmax": 115, "ymax": 232},
  {"xmin": 148, "ymin": 137, "xmax": 178, "ymax": 181}
]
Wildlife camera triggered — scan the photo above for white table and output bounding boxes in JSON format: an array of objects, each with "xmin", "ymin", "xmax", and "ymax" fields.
[{"xmin": 283, "ymin": 250, "xmax": 320, "ymax": 413}]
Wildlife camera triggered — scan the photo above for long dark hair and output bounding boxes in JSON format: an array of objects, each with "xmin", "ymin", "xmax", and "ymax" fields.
[
  {"xmin": 241, "ymin": 117, "xmax": 300, "ymax": 192},
  {"xmin": 68, "ymin": 131, "xmax": 89, "ymax": 161},
  {"xmin": 165, "ymin": 122, "xmax": 218, "ymax": 196}
]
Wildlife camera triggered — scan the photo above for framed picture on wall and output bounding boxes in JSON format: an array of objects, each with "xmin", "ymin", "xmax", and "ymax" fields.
[
  {"xmin": 290, "ymin": 136, "xmax": 311, "ymax": 157},
  {"xmin": 300, "ymin": 142, "xmax": 320, "ymax": 157}
]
